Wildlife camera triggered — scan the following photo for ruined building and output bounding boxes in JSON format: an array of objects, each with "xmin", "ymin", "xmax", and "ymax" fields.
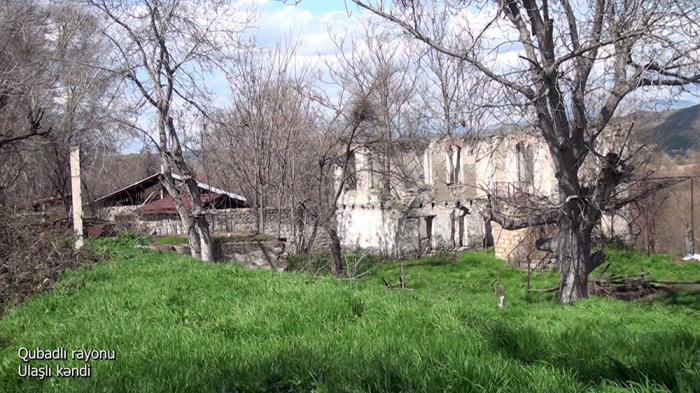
[
  {"xmin": 92, "ymin": 128, "xmax": 631, "ymax": 265},
  {"xmin": 336, "ymin": 127, "xmax": 630, "ymax": 265}
]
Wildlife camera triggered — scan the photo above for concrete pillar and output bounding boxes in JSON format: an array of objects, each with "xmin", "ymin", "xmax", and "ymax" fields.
[{"xmin": 70, "ymin": 146, "xmax": 84, "ymax": 249}]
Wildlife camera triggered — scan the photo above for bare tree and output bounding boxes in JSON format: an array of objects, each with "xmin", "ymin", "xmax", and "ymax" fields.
[
  {"xmin": 9, "ymin": 3, "xmax": 121, "ymax": 212},
  {"xmin": 327, "ymin": 21, "xmax": 422, "ymax": 198},
  {"xmin": 295, "ymin": 94, "xmax": 377, "ymax": 275},
  {"xmin": 204, "ymin": 37, "xmax": 315, "ymax": 238},
  {"xmin": 287, "ymin": 20, "xmax": 430, "ymax": 274},
  {"xmin": 0, "ymin": 2, "xmax": 55, "ymax": 194},
  {"xmin": 410, "ymin": 3, "xmax": 490, "ymax": 139},
  {"xmin": 351, "ymin": 0, "xmax": 700, "ymax": 302},
  {"xmin": 86, "ymin": 0, "xmax": 256, "ymax": 260}
]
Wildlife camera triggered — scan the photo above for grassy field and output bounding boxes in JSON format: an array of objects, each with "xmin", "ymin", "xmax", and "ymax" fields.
[{"xmin": 0, "ymin": 236, "xmax": 699, "ymax": 392}]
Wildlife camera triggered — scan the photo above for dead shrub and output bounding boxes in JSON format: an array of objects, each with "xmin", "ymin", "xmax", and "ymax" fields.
[{"xmin": 0, "ymin": 208, "xmax": 106, "ymax": 316}]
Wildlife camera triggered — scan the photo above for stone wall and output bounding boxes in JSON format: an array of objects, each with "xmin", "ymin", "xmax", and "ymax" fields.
[
  {"xmin": 332, "ymin": 133, "xmax": 559, "ymax": 261},
  {"xmin": 492, "ymin": 222, "xmax": 528, "ymax": 261},
  {"xmin": 492, "ymin": 222, "xmax": 554, "ymax": 270},
  {"xmin": 151, "ymin": 239, "xmax": 289, "ymax": 271},
  {"xmin": 107, "ymin": 208, "xmax": 288, "ymax": 237},
  {"xmin": 418, "ymin": 132, "xmax": 560, "ymax": 263},
  {"xmin": 411, "ymin": 199, "xmax": 486, "ymax": 250},
  {"xmin": 108, "ymin": 207, "xmax": 329, "ymax": 255}
]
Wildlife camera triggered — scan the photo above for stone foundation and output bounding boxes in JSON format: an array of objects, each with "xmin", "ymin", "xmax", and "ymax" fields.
[{"xmin": 151, "ymin": 239, "xmax": 289, "ymax": 271}]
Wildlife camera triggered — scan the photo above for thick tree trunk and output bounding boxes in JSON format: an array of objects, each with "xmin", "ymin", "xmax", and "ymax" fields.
[
  {"xmin": 159, "ymin": 158, "xmax": 208, "ymax": 261},
  {"xmin": 184, "ymin": 177, "xmax": 212, "ymax": 261},
  {"xmin": 328, "ymin": 229, "xmax": 343, "ymax": 276},
  {"xmin": 556, "ymin": 217, "xmax": 591, "ymax": 303},
  {"xmin": 325, "ymin": 224, "xmax": 343, "ymax": 276},
  {"xmin": 554, "ymin": 199, "xmax": 606, "ymax": 304},
  {"xmin": 195, "ymin": 215, "xmax": 212, "ymax": 261},
  {"xmin": 187, "ymin": 222, "xmax": 201, "ymax": 260}
]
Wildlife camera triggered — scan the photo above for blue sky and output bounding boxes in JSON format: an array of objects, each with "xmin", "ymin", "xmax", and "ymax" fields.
[
  {"xmin": 123, "ymin": 0, "xmax": 364, "ymax": 153},
  {"xmin": 221, "ymin": 0, "xmax": 700, "ymax": 113},
  {"xmin": 121, "ymin": 0, "xmax": 699, "ymax": 153},
  {"xmin": 265, "ymin": 0, "xmax": 351, "ymax": 14},
  {"xmin": 253, "ymin": 0, "xmax": 365, "ymax": 52}
]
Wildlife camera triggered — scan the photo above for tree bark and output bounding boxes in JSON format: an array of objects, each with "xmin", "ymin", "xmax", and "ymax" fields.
[
  {"xmin": 556, "ymin": 213, "xmax": 591, "ymax": 303},
  {"xmin": 187, "ymin": 221, "xmax": 201, "ymax": 260},
  {"xmin": 327, "ymin": 226, "xmax": 343, "ymax": 276},
  {"xmin": 555, "ymin": 198, "xmax": 607, "ymax": 303},
  {"xmin": 182, "ymin": 173, "xmax": 213, "ymax": 262},
  {"xmin": 196, "ymin": 215, "xmax": 212, "ymax": 261},
  {"xmin": 323, "ymin": 205, "xmax": 343, "ymax": 276}
]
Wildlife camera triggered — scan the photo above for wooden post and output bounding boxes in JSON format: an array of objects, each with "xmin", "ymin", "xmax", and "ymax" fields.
[
  {"xmin": 526, "ymin": 255, "xmax": 532, "ymax": 291},
  {"xmin": 645, "ymin": 204, "xmax": 650, "ymax": 256},
  {"xmin": 691, "ymin": 177, "xmax": 695, "ymax": 254},
  {"xmin": 70, "ymin": 146, "xmax": 83, "ymax": 249}
]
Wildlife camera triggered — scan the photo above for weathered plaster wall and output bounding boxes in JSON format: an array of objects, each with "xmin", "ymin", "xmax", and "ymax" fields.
[
  {"xmin": 336, "ymin": 207, "xmax": 420, "ymax": 257},
  {"xmin": 411, "ymin": 200, "xmax": 486, "ymax": 250},
  {"xmin": 332, "ymin": 133, "xmax": 560, "ymax": 261},
  {"xmin": 417, "ymin": 133, "xmax": 557, "ymax": 262},
  {"xmin": 600, "ymin": 210, "xmax": 633, "ymax": 242},
  {"xmin": 335, "ymin": 199, "xmax": 487, "ymax": 258}
]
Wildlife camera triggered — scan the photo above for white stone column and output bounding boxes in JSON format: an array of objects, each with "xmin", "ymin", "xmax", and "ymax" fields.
[{"xmin": 70, "ymin": 146, "xmax": 84, "ymax": 249}]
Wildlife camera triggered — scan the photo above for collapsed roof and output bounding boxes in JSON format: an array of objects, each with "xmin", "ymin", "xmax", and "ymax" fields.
[{"xmin": 90, "ymin": 172, "xmax": 248, "ymax": 213}]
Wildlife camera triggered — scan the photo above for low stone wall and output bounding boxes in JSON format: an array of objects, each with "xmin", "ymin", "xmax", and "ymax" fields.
[
  {"xmin": 217, "ymin": 241, "xmax": 288, "ymax": 271},
  {"xmin": 151, "ymin": 239, "xmax": 289, "ymax": 271},
  {"xmin": 108, "ymin": 207, "xmax": 330, "ymax": 255},
  {"xmin": 108, "ymin": 208, "xmax": 288, "ymax": 237}
]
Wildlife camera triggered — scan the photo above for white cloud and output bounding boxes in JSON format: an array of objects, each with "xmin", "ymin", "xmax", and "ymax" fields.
[{"xmin": 255, "ymin": 6, "xmax": 366, "ymax": 59}]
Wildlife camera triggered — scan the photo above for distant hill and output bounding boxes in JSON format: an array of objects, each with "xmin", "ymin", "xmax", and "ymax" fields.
[
  {"xmin": 632, "ymin": 104, "xmax": 700, "ymax": 154},
  {"xmin": 478, "ymin": 104, "xmax": 700, "ymax": 154}
]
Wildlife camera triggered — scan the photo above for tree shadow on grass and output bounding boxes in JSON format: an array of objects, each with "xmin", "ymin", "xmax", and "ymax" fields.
[
  {"xmin": 403, "ymin": 254, "xmax": 485, "ymax": 269},
  {"xmin": 205, "ymin": 347, "xmax": 513, "ymax": 393},
  {"xmin": 9, "ymin": 327, "xmax": 695, "ymax": 393},
  {"xmin": 651, "ymin": 289, "xmax": 700, "ymax": 311},
  {"xmin": 486, "ymin": 322, "xmax": 700, "ymax": 392}
]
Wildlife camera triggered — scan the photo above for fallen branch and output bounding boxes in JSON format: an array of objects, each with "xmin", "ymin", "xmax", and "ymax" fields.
[
  {"xmin": 646, "ymin": 278, "xmax": 700, "ymax": 285},
  {"xmin": 381, "ymin": 275, "xmax": 414, "ymax": 290},
  {"xmin": 602, "ymin": 272, "xmax": 649, "ymax": 282},
  {"xmin": 528, "ymin": 275, "xmax": 699, "ymax": 296}
]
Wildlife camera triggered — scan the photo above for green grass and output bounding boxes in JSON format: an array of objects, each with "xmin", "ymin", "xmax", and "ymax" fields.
[
  {"xmin": 601, "ymin": 248, "xmax": 700, "ymax": 280},
  {"xmin": 154, "ymin": 233, "xmax": 273, "ymax": 245},
  {"xmin": 0, "ymin": 239, "xmax": 699, "ymax": 392}
]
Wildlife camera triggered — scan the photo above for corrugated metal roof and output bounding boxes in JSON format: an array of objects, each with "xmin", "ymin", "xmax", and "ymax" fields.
[
  {"xmin": 139, "ymin": 193, "xmax": 227, "ymax": 215},
  {"xmin": 171, "ymin": 173, "xmax": 246, "ymax": 202},
  {"xmin": 90, "ymin": 173, "xmax": 160, "ymax": 205},
  {"xmin": 91, "ymin": 172, "xmax": 247, "ymax": 207}
]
